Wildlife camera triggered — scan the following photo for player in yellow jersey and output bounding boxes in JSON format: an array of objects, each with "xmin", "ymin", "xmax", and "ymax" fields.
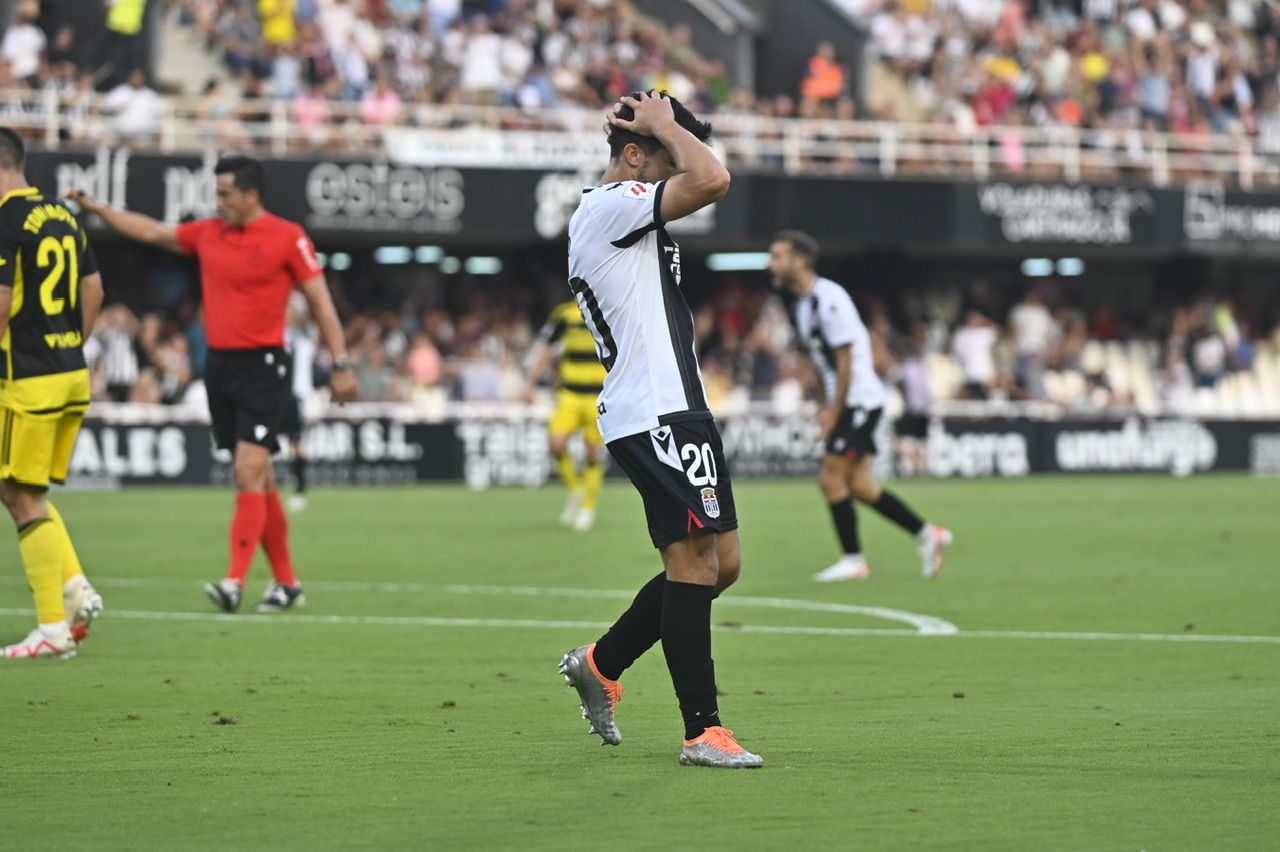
[
  {"xmin": 0, "ymin": 128, "xmax": 105, "ymax": 658},
  {"xmin": 524, "ymin": 299, "xmax": 607, "ymax": 531}
]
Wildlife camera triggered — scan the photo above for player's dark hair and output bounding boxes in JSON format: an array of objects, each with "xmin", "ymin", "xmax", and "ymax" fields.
[
  {"xmin": 214, "ymin": 156, "xmax": 266, "ymax": 197},
  {"xmin": 608, "ymin": 91, "xmax": 712, "ymax": 160},
  {"xmin": 774, "ymin": 230, "xmax": 820, "ymax": 266},
  {"xmin": 0, "ymin": 127, "xmax": 25, "ymax": 171}
]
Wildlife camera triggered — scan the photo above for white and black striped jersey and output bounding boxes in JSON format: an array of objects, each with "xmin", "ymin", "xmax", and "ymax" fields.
[
  {"xmin": 567, "ymin": 179, "xmax": 708, "ymax": 443},
  {"xmin": 793, "ymin": 277, "xmax": 887, "ymax": 410}
]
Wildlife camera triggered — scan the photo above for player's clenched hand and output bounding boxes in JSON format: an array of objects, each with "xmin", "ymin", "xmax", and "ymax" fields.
[
  {"xmin": 607, "ymin": 91, "xmax": 675, "ymax": 138},
  {"xmin": 63, "ymin": 188, "xmax": 101, "ymax": 214},
  {"xmin": 330, "ymin": 367, "xmax": 357, "ymax": 404}
]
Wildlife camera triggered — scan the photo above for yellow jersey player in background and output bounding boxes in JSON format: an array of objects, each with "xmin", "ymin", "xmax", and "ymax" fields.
[
  {"xmin": 524, "ymin": 299, "xmax": 607, "ymax": 531},
  {"xmin": 0, "ymin": 128, "xmax": 105, "ymax": 658}
]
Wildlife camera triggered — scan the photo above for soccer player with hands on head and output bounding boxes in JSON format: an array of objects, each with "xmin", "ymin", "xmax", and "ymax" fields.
[{"xmin": 558, "ymin": 91, "xmax": 762, "ymax": 768}]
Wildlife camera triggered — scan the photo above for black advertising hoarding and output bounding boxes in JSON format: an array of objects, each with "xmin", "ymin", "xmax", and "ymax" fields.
[
  {"xmin": 66, "ymin": 413, "xmax": 1280, "ymax": 488},
  {"xmin": 25, "ymin": 147, "xmax": 1280, "ymax": 253},
  {"xmin": 958, "ymin": 183, "xmax": 1163, "ymax": 249}
]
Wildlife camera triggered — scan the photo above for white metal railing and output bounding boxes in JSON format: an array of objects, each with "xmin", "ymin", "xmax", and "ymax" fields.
[{"xmin": 3, "ymin": 87, "xmax": 1278, "ymax": 187}]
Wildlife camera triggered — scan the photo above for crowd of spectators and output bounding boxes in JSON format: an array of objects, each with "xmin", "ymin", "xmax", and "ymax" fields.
[
  {"xmin": 841, "ymin": 0, "xmax": 1280, "ymax": 152},
  {"xmin": 8, "ymin": 0, "xmax": 1280, "ymax": 177},
  {"xmin": 78, "ymin": 255, "xmax": 1280, "ymax": 420}
]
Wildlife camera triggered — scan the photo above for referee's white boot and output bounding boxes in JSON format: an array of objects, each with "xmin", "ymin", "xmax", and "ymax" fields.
[{"xmin": 814, "ymin": 554, "xmax": 870, "ymax": 583}]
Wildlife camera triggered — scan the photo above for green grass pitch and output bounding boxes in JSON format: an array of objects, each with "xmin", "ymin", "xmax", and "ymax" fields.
[{"xmin": 1, "ymin": 476, "xmax": 1277, "ymax": 850}]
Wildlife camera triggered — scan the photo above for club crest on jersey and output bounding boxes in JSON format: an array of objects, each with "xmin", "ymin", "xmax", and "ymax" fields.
[{"xmin": 701, "ymin": 487, "xmax": 720, "ymax": 519}]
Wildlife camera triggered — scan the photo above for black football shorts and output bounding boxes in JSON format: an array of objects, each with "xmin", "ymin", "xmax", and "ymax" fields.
[{"xmin": 607, "ymin": 416, "xmax": 739, "ymax": 549}]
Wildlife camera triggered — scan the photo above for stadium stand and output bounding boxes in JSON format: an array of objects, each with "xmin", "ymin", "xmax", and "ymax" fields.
[{"xmin": 3, "ymin": 0, "xmax": 1280, "ymax": 419}]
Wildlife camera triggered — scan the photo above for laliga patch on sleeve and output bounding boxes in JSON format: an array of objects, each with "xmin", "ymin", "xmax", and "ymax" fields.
[{"xmin": 624, "ymin": 183, "xmax": 651, "ymax": 200}]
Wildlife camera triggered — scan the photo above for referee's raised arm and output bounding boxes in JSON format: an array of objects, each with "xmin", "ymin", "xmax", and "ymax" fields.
[{"xmin": 64, "ymin": 189, "xmax": 184, "ymax": 254}]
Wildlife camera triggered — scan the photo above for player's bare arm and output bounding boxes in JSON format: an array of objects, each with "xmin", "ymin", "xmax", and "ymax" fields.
[
  {"xmin": 522, "ymin": 340, "xmax": 555, "ymax": 403},
  {"xmin": 79, "ymin": 271, "xmax": 104, "ymax": 339},
  {"xmin": 820, "ymin": 345, "xmax": 853, "ymax": 439},
  {"xmin": 64, "ymin": 189, "xmax": 183, "ymax": 254},
  {"xmin": 297, "ymin": 274, "xmax": 356, "ymax": 403},
  {"xmin": 607, "ymin": 92, "xmax": 729, "ymax": 221}
]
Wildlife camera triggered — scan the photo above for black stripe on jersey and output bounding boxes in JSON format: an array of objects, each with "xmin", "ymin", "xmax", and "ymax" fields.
[
  {"xmin": 658, "ymin": 410, "xmax": 712, "ymax": 426},
  {"xmin": 807, "ymin": 292, "xmax": 838, "ymax": 377},
  {"xmin": 562, "ymin": 382, "xmax": 604, "ymax": 394},
  {"xmin": 581, "ymin": 182, "xmax": 624, "ymax": 195},
  {"xmin": 569, "ymin": 277, "xmax": 617, "ymax": 372},
  {"xmin": 1, "ymin": 409, "xmax": 13, "ymax": 465},
  {"xmin": 609, "ymin": 181, "xmax": 666, "ymax": 249},
  {"xmin": 656, "ymin": 226, "xmax": 707, "ymax": 414},
  {"xmin": 24, "ymin": 400, "xmax": 91, "ymax": 416}
]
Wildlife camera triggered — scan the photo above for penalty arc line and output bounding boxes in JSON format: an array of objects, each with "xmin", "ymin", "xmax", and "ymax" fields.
[{"xmin": 0, "ymin": 608, "xmax": 1277, "ymax": 644}]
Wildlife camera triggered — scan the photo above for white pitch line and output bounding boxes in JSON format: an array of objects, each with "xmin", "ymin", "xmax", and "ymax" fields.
[
  {"xmin": 444, "ymin": 584, "xmax": 960, "ymax": 635},
  {"xmin": 0, "ymin": 577, "xmax": 956, "ymax": 634},
  {"xmin": 0, "ymin": 608, "xmax": 1276, "ymax": 644},
  {"xmin": 956, "ymin": 629, "xmax": 1280, "ymax": 645}
]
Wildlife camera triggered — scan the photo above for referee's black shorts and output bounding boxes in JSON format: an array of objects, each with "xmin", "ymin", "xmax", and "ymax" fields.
[
  {"xmin": 204, "ymin": 347, "xmax": 291, "ymax": 452},
  {"xmin": 607, "ymin": 416, "xmax": 739, "ymax": 549}
]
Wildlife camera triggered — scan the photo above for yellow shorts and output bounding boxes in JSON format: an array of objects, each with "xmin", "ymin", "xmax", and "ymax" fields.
[
  {"xmin": 548, "ymin": 390, "xmax": 602, "ymax": 447},
  {"xmin": 0, "ymin": 370, "xmax": 90, "ymax": 489}
]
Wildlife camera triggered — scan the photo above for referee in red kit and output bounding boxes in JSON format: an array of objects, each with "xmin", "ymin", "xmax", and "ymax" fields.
[{"xmin": 70, "ymin": 156, "xmax": 357, "ymax": 613}]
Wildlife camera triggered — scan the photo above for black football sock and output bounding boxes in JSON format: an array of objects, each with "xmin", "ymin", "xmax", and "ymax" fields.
[
  {"xmin": 871, "ymin": 489, "xmax": 925, "ymax": 536},
  {"xmin": 292, "ymin": 455, "xmax": 307, "ymax": 495},
  {"xmin": 591, "ymin": 572, "xmax": 665, "ymax": 681},
  {"xmin": 828, "ymin": 498, "xmax": 862, "ymax": 554},
  {"xmin": 660, "ymin": 580, "xmax": 721, "ymax": 740}
]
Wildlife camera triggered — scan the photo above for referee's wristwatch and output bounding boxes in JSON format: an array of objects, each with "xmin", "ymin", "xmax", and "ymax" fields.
[{"xmin": 333, "ymin": 356, "xmax": 353, "ymax": 372}]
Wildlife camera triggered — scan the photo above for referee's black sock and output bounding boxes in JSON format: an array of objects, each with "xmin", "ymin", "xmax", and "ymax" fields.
[
  {"xmin": 661, "ymin": 580, "xmax": 721, "ymax": 741},
  {"xmin": 592, "ymin": 571, "xmax": 664, "ymax": 681},
  {"xmin": 291, "ymin": 454, "xmax": 307, "ymax": 495},
  {"xmin": 828, "ymin": 498, "xmax": 862, "ymax": 554},
  {"xmin": 871, "ymin": 489, "xmax": 925, "ymax": 536}
]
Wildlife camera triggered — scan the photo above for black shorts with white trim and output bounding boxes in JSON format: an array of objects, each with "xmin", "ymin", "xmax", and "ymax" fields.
[
  {"xmin": 205, "ymin": 347, "xmax": 291, "ymax": 452},
  {"xmin": 607, "ymin": 415, "xmax": 739, "ymax": 549}
]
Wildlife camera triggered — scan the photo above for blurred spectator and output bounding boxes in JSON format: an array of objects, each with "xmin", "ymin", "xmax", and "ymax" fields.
[
  {"xmin": 2, "ymin": 5, "xmax": 46, "ymax": 82},
  {"xmin": 893, "ymin": 323, "xmax": 932, "ymax": 476},
  {"xmin": 361, "ymin": 74, "xmax": 404, "ymax": 129},
  {"xmin": 104, "ymin": 0, "xmax": 149, "ymax": 86},
  {"xmin": 95, "ymin": 306, "xmax": 142, "ymax": 402},
  {"xmin": 221, "ymin": 3, "xmax": 264, "ymax": 77},
  {"xmin": 102, "ymin": 69, "xmax": 165, "ymax": 143},
  {"xmin": 260, "ymin": 0, "xmax": 299, "ymax": 46},
  {"xmin": 951, "ymin": 310, "xmax": 1000, "ymax": 399},
  {"xmin": 801, "ymin": 41, "xmax": 844, "ymax": 105},
  {"xmin": 1009, "ymin": 287, "xmax": 1058, "ymax": 398},
  {"xmin": 291, "ymin": 81, "xmax": 334, "ymax": 147}
]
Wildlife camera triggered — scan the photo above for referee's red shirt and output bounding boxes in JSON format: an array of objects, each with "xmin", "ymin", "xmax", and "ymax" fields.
[{"xmin": 176, "ymin": 212, "xmax": 322, "ymax": 350}]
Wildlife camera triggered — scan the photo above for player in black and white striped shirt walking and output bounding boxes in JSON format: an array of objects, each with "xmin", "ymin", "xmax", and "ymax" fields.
[{"xmin": 769, "ymin": 231, "xmax": 952, "ymax": 583}]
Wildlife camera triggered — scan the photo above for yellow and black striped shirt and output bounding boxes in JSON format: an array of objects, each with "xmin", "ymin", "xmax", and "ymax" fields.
[
  {"xmin": 0, "ymin": 188, "xmax": 99, "ymax": 380},
  {"xmin": 539, "ymin": 299, "xmax": 605, "ymax": 395}
]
